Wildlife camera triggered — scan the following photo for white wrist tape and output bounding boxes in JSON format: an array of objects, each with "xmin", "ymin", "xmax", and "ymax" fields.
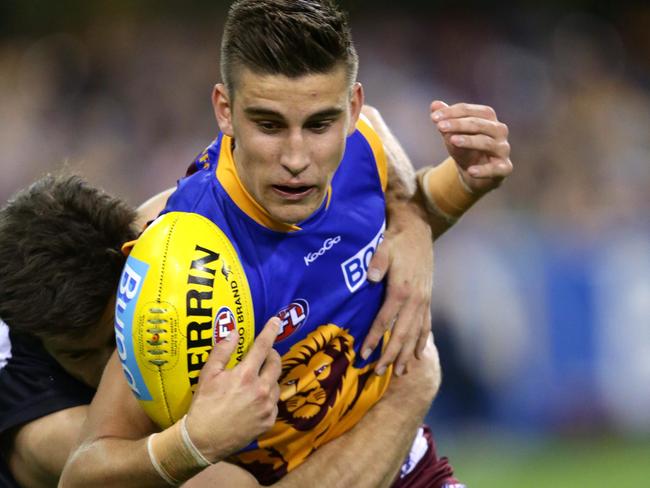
[
  {"xmin": 147, "ymin": 433, "xmax": 179, "ymax": 486},
  {"xmin": 180, "ymin": 415, "xmax": 212, "ymax": 467}
]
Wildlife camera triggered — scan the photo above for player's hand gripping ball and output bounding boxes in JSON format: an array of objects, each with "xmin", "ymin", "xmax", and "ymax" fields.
[{"xmin": 114, "ymin": 212, "xmax": 255, "ymax": 428}]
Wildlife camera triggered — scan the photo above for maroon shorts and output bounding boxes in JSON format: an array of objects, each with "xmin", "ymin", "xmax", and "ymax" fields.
[{"xmin": 390, "ymin": 425, "xmax": 464, "ymax": 488}]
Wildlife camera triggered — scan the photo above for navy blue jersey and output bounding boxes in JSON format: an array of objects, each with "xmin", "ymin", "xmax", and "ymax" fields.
[{"xmin": 0, "ymin": 329, "xmax": 94, "ymax": 486}]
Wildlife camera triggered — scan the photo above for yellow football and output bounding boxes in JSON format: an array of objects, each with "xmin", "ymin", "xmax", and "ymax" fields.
[{"xmin": 114, "ymin": 211, "xmax": 255, "ymax": 428}]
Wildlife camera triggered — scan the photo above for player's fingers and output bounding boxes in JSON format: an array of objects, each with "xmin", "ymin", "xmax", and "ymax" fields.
[
  {"xmin": 394, "ymin": 326, "xmax": 418, "ymax": 377},
  {"xmin": 432, "ymin": 102, "xmax": 498, "ymax": 122},
  {"xmin": 450, "ymin": 134, "xmax": 510, "ymax": 157},
  {"xmin": 375, "ymin": 297, "xmax": 418, "ymax": 375},
  {"xmin": 202, "ymin": 327, "xmax": 239, "ymax": 377},
  {"xmin": 259, "ymin": 348, "xmax": 282, "ymax": 386},
  {"xmin": 437, "ymin": 117, "xmax": 508, "ymax": 140},
  {"xmin": 415, "ymin": 305, "xmax": 432, "ymax": 360},
  {"xmin": 430, "ymin": 100, "xmax": 449, "ymax": 114},
  {"xmin": 361, "ymin": 286, "xmax": 403, "ymax": 359},
  {"xmin": 367, "ymin": 239, "xmax": 389, "ymax": 283},
  {"xmin": 467, "ymin": 158, "xmax": 514, "ymax": 179},
  {"xmin": 243, "ymin": 317, "xmax": 280, "ymax": 372}
]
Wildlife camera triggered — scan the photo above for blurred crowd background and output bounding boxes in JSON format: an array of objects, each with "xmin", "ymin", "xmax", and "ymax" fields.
[{"xmin": 1, "ymin": 1, "xmax": 648, "ymax": 485}]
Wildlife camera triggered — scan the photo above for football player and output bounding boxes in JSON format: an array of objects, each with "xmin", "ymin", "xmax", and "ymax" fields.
[{"xmin": 60, "ymin": 1, "xmax": 511, "ymax": 487}]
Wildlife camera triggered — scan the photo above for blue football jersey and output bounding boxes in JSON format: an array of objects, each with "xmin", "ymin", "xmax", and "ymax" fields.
[{"xmin": 162, "ymin": 117, "xmax": 392, "ymax": 483}]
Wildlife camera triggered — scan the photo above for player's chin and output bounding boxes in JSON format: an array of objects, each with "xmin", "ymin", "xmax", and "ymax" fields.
[
  {"xmin": 269, "ymin": 202, "xmax": 316, "ymax": 225},
  {"xmin": 268, "ymin": 205, "xmax": 310, "ymax": 225},
  {"xmin": 267, "ymin": 193, "xmax": 324, "ymax": 224}
]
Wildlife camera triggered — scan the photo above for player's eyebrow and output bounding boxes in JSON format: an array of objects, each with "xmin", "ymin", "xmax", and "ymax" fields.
[
  {"xmin": 243, "ymin": 107, "xmax": 344, "ymax": 120},
  {"xmin": 244, "ymin": 107, "xmax": 285, "ymax": 119},
  {"xmin": 305, "ymin": 108, "xmax": 344, "ymax": 120}
]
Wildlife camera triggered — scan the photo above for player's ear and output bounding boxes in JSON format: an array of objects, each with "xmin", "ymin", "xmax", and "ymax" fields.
[
  {"xmin": 212, "ymin": 83, "xmax": 234, "ymax": 136},
  {"xmin": 347, "ymin": 82, "xmax": 364, "ymax": 136}
]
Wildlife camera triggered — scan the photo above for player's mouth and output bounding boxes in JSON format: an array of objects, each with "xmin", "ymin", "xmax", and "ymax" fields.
[{"xmin": 272, "ymin": 184, "xmax": 316, "ymax": 201}]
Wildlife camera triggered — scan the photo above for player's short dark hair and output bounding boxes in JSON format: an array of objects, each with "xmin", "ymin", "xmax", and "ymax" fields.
[
  {"xmin": 0, "ymin": 173, "xmax": 138, "ymax": 340},
  {"xmin": 221, "ymin": 0, "xmax": 358, "ymax": 92}
]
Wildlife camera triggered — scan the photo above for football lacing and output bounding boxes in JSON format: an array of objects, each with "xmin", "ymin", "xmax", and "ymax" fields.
[
  {"xmin": 148, "ymin": 349, "xmax": 167, "ymax": 356},
  {"xmin": 146, "ymin": 311, "xmax": 169, "ymax": 365}
]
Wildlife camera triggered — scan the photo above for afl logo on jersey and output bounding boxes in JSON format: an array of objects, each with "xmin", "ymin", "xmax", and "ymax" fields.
[
  {"xmin": 275, "ymin": 299, "xmax": 309, "ymax": 343},
  {"xmin": 214, "ymin": 306, "xmax": 236, "ymax": 343}
]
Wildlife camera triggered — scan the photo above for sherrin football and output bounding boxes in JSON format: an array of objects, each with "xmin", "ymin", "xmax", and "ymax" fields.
[{"xmin": 114, "ymin": 211, "xmax": 255, "ymax": 428}]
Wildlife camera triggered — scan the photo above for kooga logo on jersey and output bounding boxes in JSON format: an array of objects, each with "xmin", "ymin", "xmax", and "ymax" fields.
[{"xmin": 304, "ymin": 236, "xmax": 341, "ymax": 266}]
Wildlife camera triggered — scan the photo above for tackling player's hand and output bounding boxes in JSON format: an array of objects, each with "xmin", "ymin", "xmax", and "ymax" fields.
[
  {"xmin": 431, "ymin": 100, "xmax": 513, "ymax": 194},
  {"xmin": 185, "ymin": 317, "xmax": 281, "ymax": 463},
  {"xmin": 362, "ymin": 199, "xmax": 433, "ymax": 377}
]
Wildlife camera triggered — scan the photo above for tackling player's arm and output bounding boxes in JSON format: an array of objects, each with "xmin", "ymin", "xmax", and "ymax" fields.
[
  {"xmin": 361, "ymin": 105, "xmax": 434, "ymax": 378},
  {"xmin": 134, "ymin": 187, "xmax": 176, "ymax": 229},
  {"xmin": 4, "ymin": 406, "xmax": 88, "ymax": 488},
  {"xmin": 59, "ymin": 319, "xmax": 281, "ymax": 488},
  {"xmin": 360, "ymin": 103, "xmax": 513, "ymax": 376}
]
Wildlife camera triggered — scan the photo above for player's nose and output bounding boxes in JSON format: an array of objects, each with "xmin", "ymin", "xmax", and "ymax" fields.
[{"xmin": 280, "ymin": 131, "xmax": 309, "ymax": 176}]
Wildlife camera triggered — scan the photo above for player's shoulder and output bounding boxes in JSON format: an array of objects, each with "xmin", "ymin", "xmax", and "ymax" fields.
[
  {"xmin": 339, "ymin": 115, "xmax": 388, "ymax": 192},
  {"xmin": 165, "ymin": 135, "xmax": 226, "ymax": 215},
  {"xmin": 186, "ymin": 136, "xmax": 221, "ymax": 176}
]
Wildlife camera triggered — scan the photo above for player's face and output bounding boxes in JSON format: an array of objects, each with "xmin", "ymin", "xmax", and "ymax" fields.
[
  {"xmin": 213, "ymin": 64, "xmax": 363, "ymax": 225},
  {"xmin": 41, "ymin": 301, "xmax": 116, "ymax": 388}
]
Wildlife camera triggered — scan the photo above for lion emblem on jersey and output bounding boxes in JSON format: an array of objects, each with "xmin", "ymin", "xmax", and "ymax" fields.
[
  {"xmin": 236, "ymin": 324, "xmax": 391, "ymax": 484},
  {"xmin": 277, "ymin": 323, "xmax": 355, "ymax": 431}
]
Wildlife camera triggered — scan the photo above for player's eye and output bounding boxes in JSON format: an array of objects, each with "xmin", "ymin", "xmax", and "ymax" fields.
[
  {"xmin": 283, "ymin": 378, "xmax": 298, "ymax": 386},
  {"xmin": 256, "ymin": 120, "xmax": 282, "ymax": 133},
  {"xmin": 306, "ymin": 120, "xmax": 333, "ymax": 133}
]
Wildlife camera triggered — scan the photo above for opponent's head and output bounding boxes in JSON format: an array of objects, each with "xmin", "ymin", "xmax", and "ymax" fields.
[
  {"xmin": 214, "ymin": 0, "xmax": 363, "ymax": 225},
  {"xmin": 0, "ymin": 174, "xmax": 138, "ymax": 387}
]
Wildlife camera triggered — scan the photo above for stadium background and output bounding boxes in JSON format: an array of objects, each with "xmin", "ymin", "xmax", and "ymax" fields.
[{"xmin": 1, "ymin": 1, "xmax": 648, "ymax": 486}]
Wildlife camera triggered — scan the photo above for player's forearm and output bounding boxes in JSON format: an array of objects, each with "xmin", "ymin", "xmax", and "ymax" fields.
[
  {"xmin": 59, "ymin": 437, "xmax": 185, "ymax": 488},
  {"xmin": 365, "ymin": 105, "xmax": 476, "ymax": 240},
  {"xmin": 9, "ymin": 406, "xmax": 88, "ymax": 488},
  {"xmin": 363, "ymin": 105, "xmax": 416, "ymax": 201},
  {"xmin": 60, "ymin": 421, "xmax": 215, "ymax": 488},
  {"xmin": 416, "ymin": 158, "xmax": 484, "ymax": 240},
  {"xmin": 135, "ymin": 187, "xmax": 175, "ymax": 228}
]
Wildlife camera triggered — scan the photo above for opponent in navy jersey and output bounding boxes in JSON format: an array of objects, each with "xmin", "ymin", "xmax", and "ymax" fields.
[
  {"xmin": 0, "ymin": 174, "xmax": 138, "ymax": 487},
  {"xmin": 0, "ymin": 330, "xmax": 95, "ymax": 488}
]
